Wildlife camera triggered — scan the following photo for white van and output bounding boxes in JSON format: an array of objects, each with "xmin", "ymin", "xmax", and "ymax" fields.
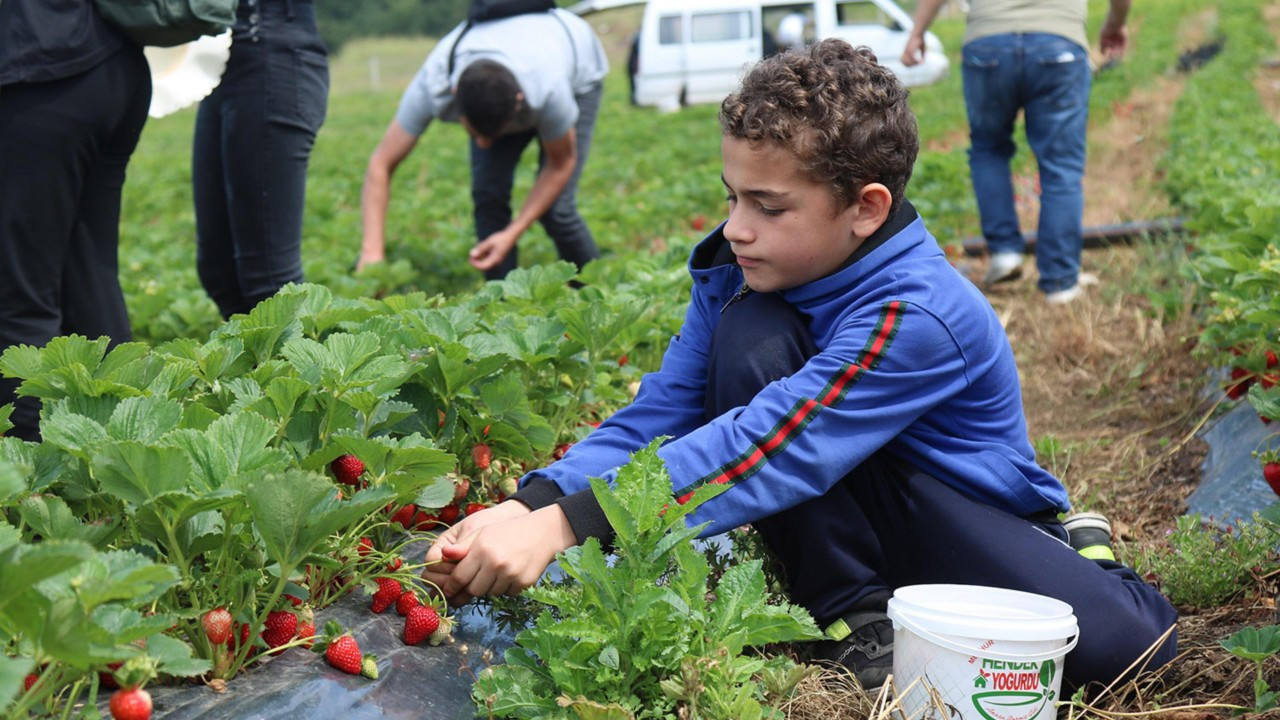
[{"xmin": 570, "ymin": 0, "xmax": 949, "ymax": 109}]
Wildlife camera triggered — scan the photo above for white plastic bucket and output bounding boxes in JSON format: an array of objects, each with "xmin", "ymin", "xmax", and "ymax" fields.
[{"xmin": 886, "ymin": 584, "xmax": 1079, "ymax": 720}]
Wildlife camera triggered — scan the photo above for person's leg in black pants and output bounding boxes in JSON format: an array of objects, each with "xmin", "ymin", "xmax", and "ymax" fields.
[
  {"xmin": 707, "ymin": 289, "xmax": 1178, "ymax": 689},
  {"xmin": 470, "ymin": 129, "xmax": 537, "ymax": 280},
  {"xmin": 0, "ymin": 46, "xmax": 151, "ymax": 441},
  {"xmin": 194, "ymin": 2, "xmax": 328, "ymax": 319}
]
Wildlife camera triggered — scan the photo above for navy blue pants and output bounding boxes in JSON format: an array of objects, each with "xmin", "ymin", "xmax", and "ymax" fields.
[
  {"xmin": 708, "ymin": 290, "xmax": 1178, "ymax": 688},
  {"xmin": 193, "ymin": 0, "xmax": 329, "ymax": 319},
  {"xmin": 469, "ymin": 84, "xmax": 603, "ymax": 281},
  {"xmin": 0, "ymin": 45, "xmax": 151, "ymax": 442}
]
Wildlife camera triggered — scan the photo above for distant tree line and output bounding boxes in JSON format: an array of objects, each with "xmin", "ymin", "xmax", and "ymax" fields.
[{"xmin": 316, "ymin": 0, "xmax": 568, "ymax": 53}]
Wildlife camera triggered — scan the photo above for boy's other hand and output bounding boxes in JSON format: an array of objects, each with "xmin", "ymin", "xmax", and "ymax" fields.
[
  {"xmin": 421, "ymin": 500, "xmax": 531, "ymax": 598},
  {"xmin": 435, "ymin": 505, "xmax": 576, "ymax": 606}
]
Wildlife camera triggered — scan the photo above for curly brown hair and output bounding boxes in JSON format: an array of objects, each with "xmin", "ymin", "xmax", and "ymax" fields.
[{"xmin": 719, "ymin": 39, "xmax": 918, "ymax": 213}]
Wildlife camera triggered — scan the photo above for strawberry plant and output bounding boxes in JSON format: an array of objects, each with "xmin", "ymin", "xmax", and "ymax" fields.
[
  {"xmin": 1136, "ymin": 513, "xmax": 1280, "ymax": 607},
  {"xmin": 471, "ymin": 441, "xmax": 822, "ymax": 719},
  {"xmin": 1221, "ymin": 625, "xmax": 1280, "ymax": 714}
]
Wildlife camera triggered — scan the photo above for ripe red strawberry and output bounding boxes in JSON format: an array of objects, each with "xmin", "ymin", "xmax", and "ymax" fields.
[
  {"xmin": 465, "ymin": 502, "xmax": 488, "ymax": 517},
  {"xmin": 386, "ymin": 556, "xmax": 403, "ymax": 572},
  {"xmin": 202, "ymin": 607, "xmax": 233, "ymax": 645},
  {"xmin": 370, "ymin": 577, "xmax": 402, "ymax": 613},
  {"xmin": 553, "ymin": 442, "xmax": 573, "ymax": 460},
  {"xmin": 324, "ymin": 635, "xmax": 363, "ymax": 675},
  {"xmin": 412, "ymin": 511, "xmax": 439, "ymax": 531},
  {"xmin": 618, "ymin": 353, "xmax": 629, "ymax": 367},
  {"xmin": 1226, "ymin": 367, "xmax": 1254, "ymax": 400},
  {"xmin": 297, "ymin": 619, "xmax": 316, "ymax": 649},
  {"xmin": 1265, "ymin": 463, "xmax": 1280, "ymax": 496},
  {"xmin": 691, "ymin": 215, "xmax": 707, "ymax": 231},
  {"xmin": 109, "ymin": 687, "xmax": 152, "ymax": 720},
  {"xmin": 437, "ymin": 504, "xmax": 460, "ymax": 525},
  {"xmin": 389, "ymin": 504, "xmax": 416, "ymax": 528},
  {"xmin": 1267, "ymin": 350, "xmax": 1279, "ymax": 369},
  {"xmin": 471, "ymin": 443, "xmax": 492, "ymax": 471},
  {"xmin": 452, "ymin": 477, "xmax": 471, "ymax": 502},
  {"xmin": 330, "ymin": 454, "xmax": 365, "ymax": 486},
  {"xmin": 403, "ymin": 604, "xmax": 440, "ymax": 646},
  {"xmin": 24, "ymin": 673, "xmax": 38, "ymax": 692},
  {"xmin": 396, "ymin": 590, "xmax": 421, "ymax": 616},
  {"xmin": 262, "ymin": 610, "xmax": 297, "ymax": 651},
  {"xmin": 100, "ymin": 661, "xmax": 123, "ymax": 689},
  {"xmin": 357, "ymin": 537, "xmax": 374, "ymax": 557}
]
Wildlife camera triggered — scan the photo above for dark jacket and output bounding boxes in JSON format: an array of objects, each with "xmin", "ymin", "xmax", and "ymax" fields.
[{"xmin": 0, "ymin": 0, "xmax": 125, "ymax": 86}]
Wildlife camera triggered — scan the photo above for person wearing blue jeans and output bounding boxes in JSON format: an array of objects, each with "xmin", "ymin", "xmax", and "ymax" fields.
[
  {"xmin": 0, "ymin": 0, "xmax": 152, "ymax": 442},
  {"xmin": 904, "ymin": 0, "xmax": 1132, "ymax": 304},
  {"xmin": 193, "ymin": 0, "xmax": 329, "ymax": 319}
]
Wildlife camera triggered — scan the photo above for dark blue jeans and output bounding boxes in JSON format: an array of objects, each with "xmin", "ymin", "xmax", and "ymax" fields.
[
  {"xmin": 0, "ymin": 45, "xmax": 151, "ymax": 442},
  {"xmin": 193, "ymin": 0, "xmax": 329, "ymax": 318},
  {"xmin": 708, "ymin": 290, "xmax": 1177, "ymax": 688},
  {"xmin": 469, "ymin": 83, "xmax": 603, "ymax": 280},
  {"xmin": 962, "ymin": 33, "xmax": 1091, "ymax": 293}
]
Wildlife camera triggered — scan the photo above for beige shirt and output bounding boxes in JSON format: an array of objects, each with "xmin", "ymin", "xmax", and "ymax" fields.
[{"xmin": 964, "ymin": 0, "xmax": 1089, "ymax": 50}]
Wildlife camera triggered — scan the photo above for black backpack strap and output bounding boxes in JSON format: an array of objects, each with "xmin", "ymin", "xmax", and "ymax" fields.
[
  {"xmin": 447, "ymin": 21, "xmax": 474, "ymax": 77},
  {"xmin": 446, "ymin": 7, "xmax": 571, "ymax": 79}
]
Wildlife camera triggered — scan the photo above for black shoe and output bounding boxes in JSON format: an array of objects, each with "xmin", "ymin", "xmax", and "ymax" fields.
[
  {"xmin": 1063, "ymin": 511, "xmax": 1116, "ymax": 562},
  {"xmin": 810, "ymin": 610, "xmax": 893, "ymax": 690}
]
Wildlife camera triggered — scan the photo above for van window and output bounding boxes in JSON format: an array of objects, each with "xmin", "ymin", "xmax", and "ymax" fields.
[
  {"xmin": 658, "ymin": 14, "xmax": 683, "ymax": 45},
  {"xmin": 836, "ymin": 1, "xmax": 898, "ymax": 29},
  {"xmin": 690, "ymin": 10, "xmax": 753, "ymax": 43}
]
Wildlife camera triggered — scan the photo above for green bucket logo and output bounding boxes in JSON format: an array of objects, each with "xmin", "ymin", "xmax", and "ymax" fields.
[{"xmin": 970, "ymin": 658, "xmax": 1058, "ymax": 720}]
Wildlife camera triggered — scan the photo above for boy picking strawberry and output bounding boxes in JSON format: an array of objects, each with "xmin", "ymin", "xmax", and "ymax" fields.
[{"xmin": 423, "ymin": 39, "xmax": 1177, "ymax": 691}]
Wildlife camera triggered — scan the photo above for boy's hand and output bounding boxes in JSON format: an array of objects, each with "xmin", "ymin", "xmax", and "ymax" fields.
[
  {"xmin": 434, "ymin": 505, "xmax": 577, "ymax": 606},
  {"xmin": 421, "ymin": 500, "xmax": 530, "ymax": 596}
]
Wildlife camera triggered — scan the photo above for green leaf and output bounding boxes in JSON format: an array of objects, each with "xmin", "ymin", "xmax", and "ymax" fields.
[
  {"xmin": 74, "ymin": 549, "xmax": 181, "ymax": 609},
  {"xmin": 93, "ymin": 605, "xmax": 174, "ymax": 645},
  {"xmin": 18, "ymin": 495, "xmax": 118, "ymax": 547},
  {"xmin": 1223, "ymin": 625, "xmax": 1280, "ymax": 662},
  {"xmin": 247, "ymin": 470, "xmax": 395, "ymax": 573},
  {"xmin": 40, "ymin": 404, "xmax": 109, "ymax": 461},
  {"xmin": 0, "ymin": 404, "xmax": 12, "ymax": 437},
  {"xmin": 0, "ymin": 540, "xmax": 93, "ymax": 615},
  {"xmin": 207, "ymin": 411, "xmax": 291, "ymax": 476},
  {"xmin": 0, "ymin": 456, "xmax": 24, "ymax": 503},
  {"xmin": 107, "ymin": 395, "xmax": 184, "ymax": 442},
  {"xmin": 92, "ymin": 441, "xmax": 191, "ymax": 507},
  {"xmin": 0, "ymin": 654, "xmax": 35, "ymax": 715},
  {"xmin": 144, "ymin": 633, "xmax": 213, "ymax": 678}
]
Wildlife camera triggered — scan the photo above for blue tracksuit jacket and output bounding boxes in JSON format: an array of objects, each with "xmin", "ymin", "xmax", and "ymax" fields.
[{"xmin": 520, "ymin": 208, "xmax": 1069, "ymax": 539}]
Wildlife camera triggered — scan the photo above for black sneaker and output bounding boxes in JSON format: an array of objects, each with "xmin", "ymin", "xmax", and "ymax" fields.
[
  {"xmin": 810, "ymin": 610, "xmax": 893, "ymax": 690},
  {"xmin": 1063, "ymin": 511, "xmax": 1116, "ymax": 562}
]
